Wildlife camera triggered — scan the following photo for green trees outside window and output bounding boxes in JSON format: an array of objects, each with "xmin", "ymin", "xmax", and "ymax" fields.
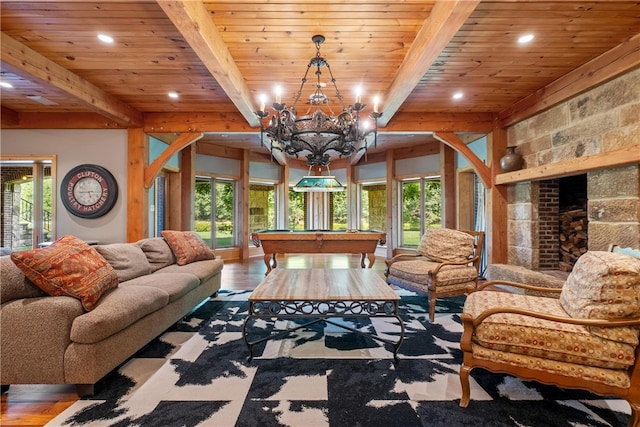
[
  {"xmin": 289, "ymin": 190, "xmax": 305, "ymax": 230},
  {"xmin": 330, "ymin": 191, "xmax": 347, "ymax": 230},
  {"xmin": 401, "ymin": 179, "xmax": 441, "ymax": 247},
  {"xmin": 195, "ymin": 178, "xmax": 234, "ymax": 247}
]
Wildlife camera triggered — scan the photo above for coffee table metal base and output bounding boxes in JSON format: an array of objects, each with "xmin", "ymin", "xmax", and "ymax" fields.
[{"xmin": 242, "ymin": 299, "xmax": 405, "ymax": 362}]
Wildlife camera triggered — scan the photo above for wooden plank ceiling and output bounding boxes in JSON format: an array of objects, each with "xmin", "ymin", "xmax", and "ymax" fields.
[{"xmin": 1, "ymin": 1, "xmax": 638, "ymax": 157}]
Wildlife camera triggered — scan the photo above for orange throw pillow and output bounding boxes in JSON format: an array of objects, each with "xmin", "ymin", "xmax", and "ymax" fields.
[
  {"xmin": 161, "ymin": 230, "xmax": 215, "ymax": 266},
  {"xmin": 10, "ymin": 235, "xmax": 118, "ymax": 311}
]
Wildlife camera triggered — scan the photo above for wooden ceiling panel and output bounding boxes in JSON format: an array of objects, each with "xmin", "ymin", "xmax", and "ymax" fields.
[
  {"xmin": 0, "ymin": 1, "xmax": 232, "ymax": 115},
  {"xmin": 0, "ymin": 0, "xmax": 638, "ymax": 151},
  {"xmin": 206, "ymin": 0, "xmax": 432, "ymax": 115},
  {"xmin": 400, "ymin": 1, "xmax": 640, "ymax": 114}
]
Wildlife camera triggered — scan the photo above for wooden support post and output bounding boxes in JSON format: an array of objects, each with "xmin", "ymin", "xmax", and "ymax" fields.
[
  {"xmin": 441, "ymin": 143, "xmax": 456, "ymax": 228},
  {"xmin": 127, "ymin": 128, "xmax": 147, "ymax": 242},
  {"xmin": 488, "ymin": 126, "xmax": 508, "ymax": 264}
]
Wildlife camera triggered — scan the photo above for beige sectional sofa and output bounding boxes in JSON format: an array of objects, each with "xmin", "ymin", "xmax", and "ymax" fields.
[{"xmin": 0, "ymin": 236, "xmax": 223, "ymax": 396}]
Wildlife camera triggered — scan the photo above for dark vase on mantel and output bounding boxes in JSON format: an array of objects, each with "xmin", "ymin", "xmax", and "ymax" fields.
[{"xmin": 500, "ymin": 146, "xmax": 523, "ymax": 172}]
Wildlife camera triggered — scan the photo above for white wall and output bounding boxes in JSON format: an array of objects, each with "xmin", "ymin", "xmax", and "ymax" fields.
[{"xmin": 1, "ymin": 129, "xmax": 128, "ymax": 243}]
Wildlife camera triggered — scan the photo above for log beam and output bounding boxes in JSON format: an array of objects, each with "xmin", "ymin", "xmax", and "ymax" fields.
[
  {"xmin": 156, "ymin": 0, "xmax": 259, "ymax": 127},
  {"xmin": 379, "ymin": 0, "xmax": 481, "ymax": 126},
  {"xmin": 0, "ymin": 106, "xmax": 18, "ymax": 126},
  {"xmin": 1, "ymin": 32, "xmax": 143, "ymax": 127}
]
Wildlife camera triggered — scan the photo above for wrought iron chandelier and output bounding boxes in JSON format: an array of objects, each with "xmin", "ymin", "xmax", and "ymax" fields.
[{"xmin": 255, "ymin": 35, "xmax": 383, "ymax": 171}]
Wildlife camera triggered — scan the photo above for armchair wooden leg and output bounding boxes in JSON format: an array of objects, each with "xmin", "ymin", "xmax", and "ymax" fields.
[
  {"xmin": 429, "ymin": 296, "xmax": 436, "ymax": 323},
  {"xmin": 627, "ymin": 402, "xmax": 639, "ymax": 427},
  {"xmin": 459, "ymin": 365, "xmax": 472, "ymax": 407}
]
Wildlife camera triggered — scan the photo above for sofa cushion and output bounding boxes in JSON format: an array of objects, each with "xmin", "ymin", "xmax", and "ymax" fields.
[
  {"xmin": 94, "ymin": 243, "xmax": 151, "ymax": 282},
  {"xmin": 0, "ymin": 256, "xmax": 48, "ymax": 303},
  {"xmin": 10, "ymin": 235, "xmax": 118, "ymax": 311},
  {"xmin": 70, "ymin": 285, "xmax": 169, "ymax": 344},
  {"xmin": 560, "ymin": 251, "xmax": 640, "ymax": 319},
  {"xmin": 465, "ymin": 291, "xmax": 638, "ymax": 370},
  {"xmin": 120, "ymin": 272, "xmax": 200, "ymax": 303},
  {"xmin": 161, "ymin": 230, "xmax": 215, "ymax": 266},
  {"xmin": 136, "ymin": 237, "xmax": 176, "ymax": 273},
  {"xmin": 417, "ymin": 228, "xmax": 474, "ymax": 263},
  {"xmin": 156, "ymin": 258, "xmax": 224, "ymax": 283}
]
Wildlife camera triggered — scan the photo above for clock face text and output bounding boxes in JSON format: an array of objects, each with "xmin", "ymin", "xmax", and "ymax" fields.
[{"xmin": 66, "ymin": 170, "xmax": 109, "ymax": 211}]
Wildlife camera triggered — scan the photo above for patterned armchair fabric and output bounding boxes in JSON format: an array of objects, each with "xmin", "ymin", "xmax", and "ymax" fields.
[
  {"xmin": 385, "ymin": 228, "xmax": 484, "ymax": 322},
  {"xmin": 459, "ymin": 250, "xmax": 640, "ymax": 427}
]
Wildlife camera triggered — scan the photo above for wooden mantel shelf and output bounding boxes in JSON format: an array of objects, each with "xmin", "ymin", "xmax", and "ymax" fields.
[{"xmin": 495, "ymin": 145, "xmax": 640, "ymax": 185}]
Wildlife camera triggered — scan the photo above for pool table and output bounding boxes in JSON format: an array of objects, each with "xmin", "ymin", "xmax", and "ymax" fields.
[{"xmin": 251, "ymin": 229, "xmax": 387, "ymax": 275}]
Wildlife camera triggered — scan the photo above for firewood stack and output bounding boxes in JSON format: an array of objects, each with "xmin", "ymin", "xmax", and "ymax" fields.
[{"xmin": 559, "ymin": 208, "xmax": 588, "ymax": 272}]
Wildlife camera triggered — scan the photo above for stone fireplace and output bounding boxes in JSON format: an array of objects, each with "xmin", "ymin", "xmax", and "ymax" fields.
[
  {"xmin": 504, "ymin": 68, "xmax": 639, "ymax": 273},
  {"xmin": 507, "ymin": 165, "xmax": 640, "ymax": 272}
]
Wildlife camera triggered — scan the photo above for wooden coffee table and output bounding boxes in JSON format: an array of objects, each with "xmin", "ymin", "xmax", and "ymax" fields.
[{"xmin": 242, "ymin": 268, "xmax": 404, "ymax": 362}]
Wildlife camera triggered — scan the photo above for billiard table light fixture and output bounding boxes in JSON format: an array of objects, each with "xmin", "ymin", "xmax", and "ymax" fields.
[
  {"xmin": 293, "ymin": 175, "xmax": 344, "ymax": 192},
  {"xmin": 255, "ymin": 34, "xmax": 382, "ymax": 168},
  {"xmin": 293, "ymin": 165, "xmax": 344, "ymax": 192}
]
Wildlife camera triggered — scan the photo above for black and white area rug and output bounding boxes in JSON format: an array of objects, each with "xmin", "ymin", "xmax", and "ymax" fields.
[{"xmin": 47, "ymin": 288, "xmax": 632, "ymax": 427}]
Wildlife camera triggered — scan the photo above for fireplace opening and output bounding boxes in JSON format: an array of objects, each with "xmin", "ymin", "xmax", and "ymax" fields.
[{"xmin": 558, "ymin": 175, "xmax": 588, "ymax": 272}]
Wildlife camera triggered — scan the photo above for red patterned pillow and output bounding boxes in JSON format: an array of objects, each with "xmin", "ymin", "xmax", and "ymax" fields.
[
  {"xmin": 160, "ymin": 230, "xmax": 215, "ymax": 266},
  {"xmin": 10, "ymin": 235, "xmax": 118, "ymax": 311}
]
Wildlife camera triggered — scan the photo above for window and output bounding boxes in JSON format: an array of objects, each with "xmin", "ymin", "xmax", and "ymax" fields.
[
  {"xmin": 149, "ymin": 176, "xmax": 166, "ymax": 237},
  {"xmin": 249, "ymin": 183, "xmax": 275, "ymax": 233},
  {"xmin": 360, "ymin": 183, "xmax": 386, "ymax": 231},
  {"xmin": 329, "ymin": 191, "xmax": 346, "ymax": 230},
  {"xmin": 195, "ymin": 177, "xmax": 236, "ymax": 248},
  {"xmin": 289, "ymin": 190, "xmax": 306, "ymax": 230},
  {"xmin": 400, "ymin": 178, "xmax": 441, "ymax": 248},
  {"xmin": 0, "ymin": 158, "xmax": 54, "ymax": 250}
]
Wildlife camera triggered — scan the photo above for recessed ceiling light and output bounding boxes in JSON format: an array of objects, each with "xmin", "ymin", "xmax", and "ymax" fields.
[
  {"xmin": 97, "ymin": 34, "xmax": 114, "ymax": 44},
  {"xmin": 518, "ymin": 34, "xmax": 535, "ymax": 44},
  {"xmin": 453, "ymin": 92, "xmax": 464, "ymax": 100},
  {"xmin": 168, "ymin": 92, "xmax": 179, "ymax": 99},
  {"xmin": 0, "ymin": 81, "xmax": 13, "ymax": 88}
]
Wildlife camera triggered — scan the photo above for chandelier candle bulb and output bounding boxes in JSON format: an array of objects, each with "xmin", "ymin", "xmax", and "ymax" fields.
[
  {"xmin": 259, "ymin": 94, "xmax": 266, "ymax": 113},
  {"xmin": 274, "ymin": 86, "xmax": 282, "ymax": 105}
]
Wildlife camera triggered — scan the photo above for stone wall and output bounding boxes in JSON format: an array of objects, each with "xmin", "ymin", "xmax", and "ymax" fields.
[{"xmin": 505, "ymin": 68, "xmax": 640, "ymax": 269}]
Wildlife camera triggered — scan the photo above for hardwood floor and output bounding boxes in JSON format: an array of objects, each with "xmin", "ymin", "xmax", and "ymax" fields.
[{"xmin": 1, "ymin": 254, "xmax": 388, "ymax": 426}]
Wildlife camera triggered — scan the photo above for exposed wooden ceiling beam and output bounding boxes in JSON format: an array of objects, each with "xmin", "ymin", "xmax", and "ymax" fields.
[
  {"xmin": 0, "ymin": 106, "xmax": 19, "ymax": 126},
  {"xmin": 144, "ymin": 112, "xmax": 253, "ymax": 133},
  {"xmin": 0, "ymin": 32, "xmax": 143, "ymax": 127},
  {"xmin": 1, "ymin": 112, "xmax": 126, "ymax": 129},
  {"xmin": 378, "ymin": 0, "xmax": 481, "ymax": 127},
  {"xmin": 157, "ymin": 0, "xmax": 259, "ymax": 129}
]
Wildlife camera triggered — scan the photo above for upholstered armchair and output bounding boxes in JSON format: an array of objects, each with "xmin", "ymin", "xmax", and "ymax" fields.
[
  {"xmin": 385, "ymin": 228, "xmax": 484, "ymax": 322},
  {"xmin": 459, "ymin": 250, "xmax": 640, "ymax": 426}
]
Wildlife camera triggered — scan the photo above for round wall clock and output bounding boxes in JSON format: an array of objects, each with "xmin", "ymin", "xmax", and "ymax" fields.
[{"xmin": 61, "ymin": 164, "xmax": 118, "ymax": 219}]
